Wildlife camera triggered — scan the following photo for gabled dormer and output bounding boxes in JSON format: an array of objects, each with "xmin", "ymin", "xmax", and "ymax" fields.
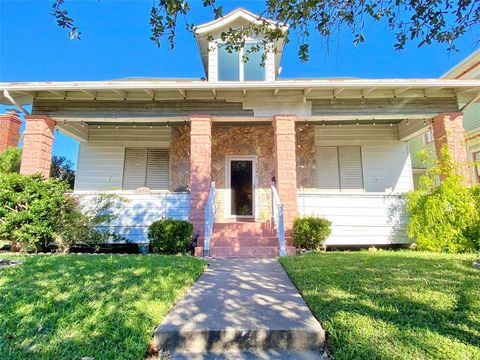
[{"xmin": 195, "ymin": 8, "xmax": 288, "ymax": 82}]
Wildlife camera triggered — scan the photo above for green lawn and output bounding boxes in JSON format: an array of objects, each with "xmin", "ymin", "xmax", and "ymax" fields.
[
  {"xmin": 0, "ymin": 254, "xmax": 206, "ymax": 360},
  {"xmin": 280, "ymin": 251, "xmax": 480, "ymax": 360}
]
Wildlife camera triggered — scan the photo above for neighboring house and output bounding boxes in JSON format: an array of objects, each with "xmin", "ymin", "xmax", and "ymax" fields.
[
  {"xmin": 1, "ymin": 8, "xmax": 479, "ymax": 256},
  {"xmin": 408, "ymin": 50, "xmax": 480, "ymax": 186}
]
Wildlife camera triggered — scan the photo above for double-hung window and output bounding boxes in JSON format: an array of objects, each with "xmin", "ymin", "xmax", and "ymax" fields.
[
  {"xmin": 217, "ymin": 42, "xmax": 266, "ymax": 81},
  {"xmin": 123, "ymin": 148, "xmax": 169, "ymax": 190},
  {"xmin": 316, "ymin": 146, "xmax": 364, "ymax": 192}
]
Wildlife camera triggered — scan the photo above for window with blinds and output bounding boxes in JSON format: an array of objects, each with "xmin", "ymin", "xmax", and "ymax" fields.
[
  {"xmin": 123, "ymin": 148, "xmax": 169, "ymax": 190},
  {"xmin": 316, "ymin": 146, "xmax": 364, "ymax": 192}
]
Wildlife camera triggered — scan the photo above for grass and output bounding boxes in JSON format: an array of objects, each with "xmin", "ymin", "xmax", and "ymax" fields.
[
  {"xmin": 0, "ymin": 254, "xmax": 206, "ymax": 360},
  {"xmin": 280, "ymin": 251, "xmax": 480, "ymax": 360}
]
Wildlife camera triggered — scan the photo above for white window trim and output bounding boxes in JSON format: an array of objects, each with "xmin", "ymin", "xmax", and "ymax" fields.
[{"xmin": 224, "ymin": 155, "xmax": 259, "ymax": 220}]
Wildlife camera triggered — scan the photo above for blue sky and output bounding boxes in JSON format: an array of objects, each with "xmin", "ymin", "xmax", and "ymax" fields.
[{"xmin": 1, "ymin": 0, "xmax": 479, "ymax": 165}]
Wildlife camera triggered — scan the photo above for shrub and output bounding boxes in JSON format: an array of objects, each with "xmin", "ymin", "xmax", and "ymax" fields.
[
  {"xmin": 0, "ymin": 147, "xmax": 21, "ymax": 174},
  {"xmin": 406, "ymin": 146, "xmax": 480, "ymax": 253},
  {"xmin": 148, "ymin": 219, "xmax": 193, "ymax": 254},
  {"xmin": 464, "ymin": 185, "xmax": 480, "ymax": 250},
  {"xmin": 0, "ymin": 173, "xmax": 123, "ymax": 252},
  {"xmin": 292, "ymin": 216, "xmax": 331, "ymax": 250}
]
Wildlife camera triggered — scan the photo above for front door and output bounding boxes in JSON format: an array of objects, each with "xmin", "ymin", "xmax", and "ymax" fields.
[{"xmin": 226, "ymin": 157, "xmax": 256, "ymax": 219}]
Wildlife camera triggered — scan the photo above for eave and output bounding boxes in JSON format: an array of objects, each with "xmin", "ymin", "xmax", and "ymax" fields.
[{"xmin": 1, "ymin": 79, "xmax": 479, "ymax": 106}]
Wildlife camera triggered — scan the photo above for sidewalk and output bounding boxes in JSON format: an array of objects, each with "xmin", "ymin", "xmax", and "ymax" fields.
[{"xmin": 154, "ymin": 258, "xmax": 326, "ymax": 358}]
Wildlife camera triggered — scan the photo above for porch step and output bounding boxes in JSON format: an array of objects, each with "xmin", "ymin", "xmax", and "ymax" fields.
[
  {"xmin": 210, "ymin": 246, "xmax": 296, "ymax": 258},
  {"xmin": 209, "ymin": 221, "xmax": 294, "ymax": 257},
  {"xmin": 212, "ymin": 222, "xmax": 275, "ymax": 237},
  {"xmin": 211, "ymin": 237, "xmax": 278, "ymax": 247}
]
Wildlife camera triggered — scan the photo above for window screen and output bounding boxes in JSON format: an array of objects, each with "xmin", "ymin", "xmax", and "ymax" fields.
[{"xmin": 123, "ymin": 148, "xmax": 169, "ymax": 190}]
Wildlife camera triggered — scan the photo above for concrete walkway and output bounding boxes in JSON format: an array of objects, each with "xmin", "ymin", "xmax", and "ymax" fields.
[{"xmin": 154, "ymin": 258, "xmax": 326, "ymax": 359}]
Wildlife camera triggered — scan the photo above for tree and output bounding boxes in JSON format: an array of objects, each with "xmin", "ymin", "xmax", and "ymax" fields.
[
  {"xmin": 50, "ymin": 155, "xmax": 75, "ymax": 189},
  {"xmin": 51, "ymin": 0, "xmax": 479, "ymax": 62},
  {"xmin": 0, "ymin": 148, "xmax": 75, "ymax": 189}
]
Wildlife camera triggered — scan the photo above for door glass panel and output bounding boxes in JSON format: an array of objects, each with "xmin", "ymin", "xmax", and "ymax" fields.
[{"xmin": 230, "ymin": 160, "xmax": 253, "ymax": 216}]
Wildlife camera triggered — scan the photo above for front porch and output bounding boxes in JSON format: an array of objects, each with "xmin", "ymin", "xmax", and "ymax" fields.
[{"xmin": 5, "ymin": 80, "xmax": 476, "ymax": 256}]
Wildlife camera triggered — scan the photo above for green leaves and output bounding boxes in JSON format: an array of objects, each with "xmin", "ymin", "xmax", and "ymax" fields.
[
  {"xmin": 51, "ymin": 0, "xmax": 480, "ymax": 61},
  {"xmin": 0, "ymin": 148, "xmax": 21, "ymax": 174},
  {"xmin": 0, "ymin": 174, "xmax": 126, "ymax": 252},
  {"xmin": 50, "ymin": 0, "xmax": 81, "ymax": 40},
  {"xmin": 292, "ymin": 216, "xmax": 331, "ymax": 250},
  {"xmin": 148, "ymin": 218, "xmax": 193, "ymax": 254},
  {"xmin": 406, "ymin": 146, "xmax": 480, "ymax": 253}
]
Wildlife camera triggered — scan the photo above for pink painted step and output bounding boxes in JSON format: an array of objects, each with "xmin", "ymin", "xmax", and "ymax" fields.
[
  {"xmin": 210, "ymin": 246, "xmax": 297, "ymax": 258},
  {"xmin": 209, "ymin": 221, "xmax": 296, "ymax": 257},
  {"xmin": 211, "ymin": 237, "xmax": 278, "ymax": 247},
  {"xmin": 212, "ymin": 222, "xmax": 275, "ymax": 236}
]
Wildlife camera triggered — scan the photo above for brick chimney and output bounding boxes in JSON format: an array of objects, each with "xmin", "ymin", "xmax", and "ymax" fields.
[{"xmin": 0, "ymin": 109, "xmax": 22, "ymax": 152}]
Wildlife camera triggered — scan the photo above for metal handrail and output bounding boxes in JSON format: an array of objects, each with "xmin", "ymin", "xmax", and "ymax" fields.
[
  {"xmin": 271, "ymin": 181, "xmax": 286, "ymax": 256},
  {"xmin": 203, "ymin": 182, "xmax": 216, "ymax": 257}
]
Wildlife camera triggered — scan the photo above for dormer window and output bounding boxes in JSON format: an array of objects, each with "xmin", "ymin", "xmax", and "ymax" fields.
[
  {"xmin": 194, "ymin": 8, "xmax": 288, "ymax": 82},
  {"xmin": 218, "ymin": 43, "xmax": 265, "ymax": 81}
]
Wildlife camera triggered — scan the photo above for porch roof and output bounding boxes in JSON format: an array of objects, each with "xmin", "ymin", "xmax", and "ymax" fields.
[{"xmin": 1, "ymin": 78, "xmax": 480, "ymax": 111}]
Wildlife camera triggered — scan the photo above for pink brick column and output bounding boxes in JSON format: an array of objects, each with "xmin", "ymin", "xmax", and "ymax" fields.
[
  {"xmin": 189, "ymin": 116, "xmax": 212, "ymax": 254},
  {"xmin": 0, "ymin": 111, "xmax": 22, "ymax": 151},
  {"xmin": 273, "ymin": 115, "xmax": 298, "ymax": 242},
  {"xmin": 20, "ymin": 115, "xmax": 56, "ymax": 178},
  {"xmin": 432, "ymin": 112, "xmax": 471, "ymax": 185}
]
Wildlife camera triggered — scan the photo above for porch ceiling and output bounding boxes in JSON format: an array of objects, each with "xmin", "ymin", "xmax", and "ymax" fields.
[{"xmin": 1, "ymin": 79, "xmax": 479, "ymax": 108}]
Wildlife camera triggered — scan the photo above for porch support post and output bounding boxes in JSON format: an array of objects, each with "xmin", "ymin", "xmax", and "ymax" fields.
[
  {"xmin": 189, "ymin": 115, "xmax": 212, "ymax": 255},
  {"xmin": 273, "ymin": 115, "xmax": 298, "ymax": 236},
  {"xmin": 0, "ymin": 111, "xmax": 22, "ymax": 151},
  {"xmin": 432, "ymin": 112, "xmax": 471, "ymax": 185},
  {"xmin": 20, "ymin": 115, "xmax": 56, "ymax": 178}
]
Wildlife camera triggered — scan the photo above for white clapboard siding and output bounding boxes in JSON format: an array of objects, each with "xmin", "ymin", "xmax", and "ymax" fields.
[
  {"xmin": 298, "ymin": 192, "xmax": 409, "ymax": 245},
  {"xmin": 316, "ymin": 147, "xmax": 340, "ymax": 191},
  {"xmin": 338, "ymin": 146, "xmax": 363, "ymax": 191},
  {"xmin": 146, "ymin": 149, "xmax": 169, "ymax": 189},
  {"xmin": 315, "ymin": 124, "xmax": 398, "ymax": 145},
  {"xmin": 76, "ymin": 192, "xmax": 190, "ymax": 243},
  {"xmin": 74, "ymin": 127, "xmax": 171, "ymax": 191},
  {"xmin": 123, "ymin": 148, "xmax": 148, "ymax": 190},
  {"xmin": 362, "ymin": 144, "xmax": 413, "ymax": 192},
  {"xmin": 88, "ymin": 127, "xmax": 171, "ymax": 146},
  {"xmin": 314, "ymin": 125, "xmax": 413, "ymax": 193},
  {"xmin": 75, "ymin": 144, "xmax": 125, "ymax": 190}
]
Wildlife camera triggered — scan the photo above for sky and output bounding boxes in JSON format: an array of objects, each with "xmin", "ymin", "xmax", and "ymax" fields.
[{"xmin": 1, "ymin": 0, "xmax": 479, "ymax": 165}]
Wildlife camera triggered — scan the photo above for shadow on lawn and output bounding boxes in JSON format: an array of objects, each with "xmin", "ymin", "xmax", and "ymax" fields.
[
  {"xmin": 283, "ymin": 252, "xmax": 480, "ymax": 360},
  {"xmin": 0, "ymin": 255, "xmax": 204, "ymax": 360}
]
